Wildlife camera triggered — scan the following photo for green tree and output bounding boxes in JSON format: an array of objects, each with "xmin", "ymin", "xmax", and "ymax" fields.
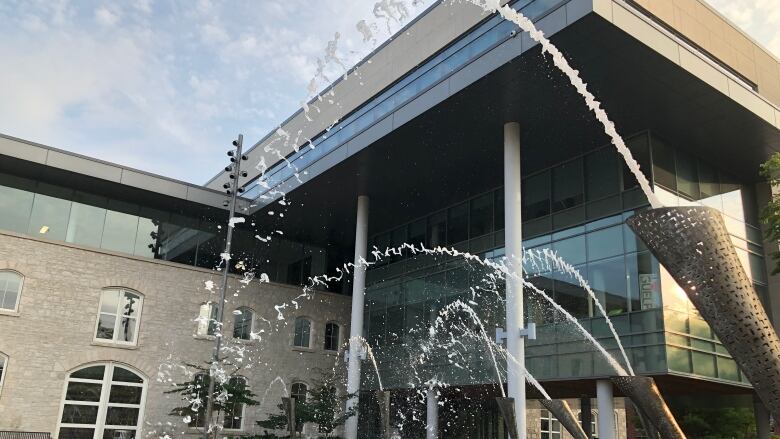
[
  {"xmin": 760, "ymin": 152, "xmax": 780, "ymax": 274},
  {"xmin": 167, "ymin": 362, "xmax": 259, "ymax": 434},
  {"xmin": 674, "ymin": 407, "xmax": 756, "ymax": 439},
  {"xmin": 256, "ymin": 369, "xmax": 355, "ymax": 438}
]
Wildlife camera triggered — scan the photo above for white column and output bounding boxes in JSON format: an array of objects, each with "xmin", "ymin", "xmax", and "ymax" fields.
[
  {"xmin": 504, "ymin": 121, "xmax": 526, "ymax": 438},
  {"xmin": 596, "ymin": 380, "xmax": 616, "ymax": 439},
  {"xmin": 426, "ymin": 387, "xmax": 439, "ymax": 439},
  {"xmin": 754, "ymin": 396, "xmax": 771, "ymax": 439},
  {"xmin": 345, "ymin": 195, "xmax": 370, "ymax": 439}
]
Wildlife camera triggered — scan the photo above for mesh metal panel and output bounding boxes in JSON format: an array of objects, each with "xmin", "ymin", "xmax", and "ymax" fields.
[
  {"xmin": 611, "ymin": 376, "xmax": 685, "ymax": 439},
  {"xmin": 627, "ymin": 206, "xmax": 780, "ymax": 420},
  {"xmin": 539, "ymin": 399, "xmax": 588, "ymax": 439}
]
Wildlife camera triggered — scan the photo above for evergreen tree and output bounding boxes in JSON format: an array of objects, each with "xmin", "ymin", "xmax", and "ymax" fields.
[
  {"xmin": 167, "ymin": 362, "xmax": 259, "ymax": 434},
  {"xmin": 256, "ymin": 368, "xmax": 355, "ymax": 438},
  {"xmin": 761, "ymin": 152, "xmax": 780, "ymax": 274}
]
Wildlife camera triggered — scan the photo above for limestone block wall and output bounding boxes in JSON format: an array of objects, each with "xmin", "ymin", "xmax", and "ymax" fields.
[{"xmin": 0, "ymin": 231, "xmax": 351, "ymax": 437}]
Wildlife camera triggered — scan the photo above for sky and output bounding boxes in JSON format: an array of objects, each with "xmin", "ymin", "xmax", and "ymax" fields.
[{"xmin": 0, "ymin": 0, "xmax": 778, "ymax": 185}]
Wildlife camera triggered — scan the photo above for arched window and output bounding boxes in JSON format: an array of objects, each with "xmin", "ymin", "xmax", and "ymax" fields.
[
  {"xmin": 232, "ymin": 308, "xmax": 254, "ymax": 340},
  {"xmin": 0, "ymin": 352, "xmax": 7, "ymax": 394},
  {"xmin": 293, "ymin": 318, "xmax": 311, "ymax": 348},
  {"xmin": 196, "ymin": 303, "xmax": 218, "ymax": 337},
  {"xmin": 540, "ymin": 409, "xmax": 561, "ymax": 439},
  {"xmin": 57, "ymin": 363, "xmax": 146, "ymax": 439},
  {"xmin": 324, "ymin": 322, "xmax": 340, "ymax": 351},
  {"xmin": 94, "ymin": 289, "xmax": 143, "ymax": 345},
  {"xmin": 0, "ymin": 270, "xmax": 23, "ymax": 312},
  {"xmin": 291, "ymin": 382, "xmax": 307, "ymax": 402}
]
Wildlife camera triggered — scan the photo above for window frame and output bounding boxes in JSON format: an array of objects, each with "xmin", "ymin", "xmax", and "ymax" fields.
[
  {"xmin": 324, "ymin": 322, "xmax": 340, "ymax": 351},
  {"xmin": 292, "ymin": 317, "xmax": 312, "ymax": 348},
  {"xmin": 232, "ymin": 307, "xmax": 255, "ymax": 341},
  {"xmin": 0, "ymin": 352, "xmax": 7, "ymax": 397},
  {"xmin": 196, "ymin": 302, "xmax": 219, "ymax": 337},
  {"xmin": 55, "ymin": 362, "xmax": 147, "ymax": 439},
  {"xmin": 222, "ymin": 376, "xmax": 248, "ymax": 431},
  {"xmin": 540, "ymin": 408, "xmax": 562, "ymax": 439},
  {"xmin": 93, "ymin": 288, "xmax": 144, "ymax": 346},
  {"xmin": 0, "ymin": 270, "xmax": 24, "ymax": 313}
]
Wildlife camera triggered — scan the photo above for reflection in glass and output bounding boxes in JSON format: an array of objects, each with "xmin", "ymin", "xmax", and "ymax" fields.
[
  {"xmin": 66, "ymin": 202, "xmax": 106, "ymax": 248},
  {"xmin": 28, "ymin": 193, "xmax": 72, "ymax": 241},
  {"xmin": 105, "ymin": 407, "xmax": 140, "ymax": 426},
  {"xmin": 552, "ymin": 159, "xmax": 583, "ymax": 212},
  {"xmin": 469, "ymin": 193, "xmax": 493, "ymax": 237},
  {"xmin": 119, "ymin": 317, "xmax": 136, "ymax": 343},
  {"xmin": 524, "ymin": 171, "xmax": 551, "ymax": 219},
  {"xmin": 0, "ymin": 180, "xmax": 35, "ymax": 234},
  {"xmin": 447, "ymin": 202, "xmax": 468, "ymax": 245},
  {"xmin": 586, "ymin": 148, "xmax": 620, "ymax": 200},
  {"xmin": 588, "ymin": 256, "xmax": 627, "ymax": 316},
  {"xmin": 109, "ymin": 385, "xmax": 143, "ymax": 405},
  {"xmin": 58, "ymin": 428, "xmax": 95, "ymax": 439},
  {"xmin": 112, "ymin": 367, "xmax": 143, "ymax": 384},
  {"xmin": 96, "ymin": 314, "xmax": 116, "ymax": 340},
  {"xmin": 66, "ymin": 382, "xmax": 103, "ymax": 402},
  {"xmin": 62, "ymin": 405, "xmax": 99, "ymax": 424},
  {"xmin": 72, "ymin": 366, "xmax": 106, "ymax": 380},
  {"xmin": 586, "ymin": 225, "xmax": 623, "ymax": 261},
  {"xmin": 102, "ymin": 210, "xmax": 140, "ymax": 254}
]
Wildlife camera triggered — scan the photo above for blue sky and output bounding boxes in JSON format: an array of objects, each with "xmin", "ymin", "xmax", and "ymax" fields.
[{"xmin": 0, "ymin": 0, "xmax": 777, "ymax": 184}]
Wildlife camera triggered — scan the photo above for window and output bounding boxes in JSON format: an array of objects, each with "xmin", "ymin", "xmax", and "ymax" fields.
[
  {"xmin": 0, "ymin": 353, "xmax": 7, "ymax": 394},
  {"xmin": 293, "ymin": 318, "xmax": 311, "ymax": 348},
  {"xmin": 291, "ymin": 383, "xmax": 307, "ymax": 432},
  {"xmin": 196, "ymin": 303, "xmax": 218, "ymax": 337},
  {"xmin": 223, "ymin": 377, "xmax": 247, "ymax": 430},
  {"xmin": 0, "ymin": 270, "xmax": 23, "ymax": 312},
  {"xmin": 291, "ymin": 382, "xmax": 307, "ymax": 401},
  {"xmin": 578, "ymin": 410, "xmax": 618, "ymax": 438},
  {"xmin": 540, "ymin": 409, "xmax": 561, "ymax": 439},
  {"xmin": 94, "ymin": 289, "xmax": 143, "ymax": 345},
  {"xmin": 57, "ymin": 363, "xmax": 146, "ymax": 439},
  {"xmin": 232, "ymin": 308, "xmax": 254, "ymax": 340},
  {"xmin": 324, "ymin": 322, "xmax": 340, "ymax": 351},
  {"xmin": 287, "ymin": 256, "xmax": 312, "ymax": 286},
  {"xmin": 185, "ymin": 373, "xmax": 209, "ymax": 428}
]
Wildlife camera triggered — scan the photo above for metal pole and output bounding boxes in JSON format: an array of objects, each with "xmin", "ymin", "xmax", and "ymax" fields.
[
  {"xmin": 504, "ymin": 121, "xmax": 526, "ymax": 438},
  {"xmin": 426, "ymin": 386, "xmax": 439, "ymax": 439},
  {"xmin": 203, "ymin": 134, "xmax": 244, "ymax": 439},
  {"xmin": 596, "ymin": 380, "xmax": 616, "ymax": 439},
  {"xmin": 345, "ymin": 195, "xmax": 370, "ymax": 439}
]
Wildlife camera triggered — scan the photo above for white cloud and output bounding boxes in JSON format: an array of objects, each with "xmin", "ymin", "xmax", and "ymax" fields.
[
  {"xmin": 0, "ymin": 0, "xmax": 429, "ymax": 183},
  {"xmin": 94, "ymin": 6, "xmax": 119, "ymax": 27},
  {"xmin": 705, "ymin": 0, "xmax": 780, "ymax": 57}
]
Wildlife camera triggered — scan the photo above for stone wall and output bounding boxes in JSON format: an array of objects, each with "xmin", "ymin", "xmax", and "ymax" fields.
[{"xmin": 0, "ymin": 231, "xmax": 351, "ymax": 437}]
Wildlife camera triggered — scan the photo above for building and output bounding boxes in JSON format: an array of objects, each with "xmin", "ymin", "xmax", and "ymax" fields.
[
  {"xmin": 0, "ymin": 135, "xmax": 352, "ymax": 437},
  {"xmin": 2, "ymin": 0, "xmax": 780, "ymax": 438}
]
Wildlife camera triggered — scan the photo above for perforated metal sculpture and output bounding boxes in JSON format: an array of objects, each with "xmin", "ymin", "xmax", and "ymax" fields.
[
  {"xmin": 539, "ymin": 399, "xmax": 588, "ymax": 439},
  {"xmin": 627, "ymin": 206, "xmax": 780, "ymax": 421},
  {"xmin": 611, "ymin": 376, "xmax": 685, "ymax": 439}
]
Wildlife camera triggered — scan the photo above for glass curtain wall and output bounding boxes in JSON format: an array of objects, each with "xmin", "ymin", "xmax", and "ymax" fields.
[
  {"xmin": 0, "ymin": 171, "xmax": 337, "ymax": 291},
  {"xmin": 649, "ymin": 133, "xmax": 765, "ymax": 384}
]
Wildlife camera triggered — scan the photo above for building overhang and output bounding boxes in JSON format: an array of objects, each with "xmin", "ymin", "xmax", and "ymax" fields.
[
  {"xmin": 0, "ymin": 133, "xmax": 250, "ymax": 212},
  {"xmin": 247, "ymin": 0, "xmax": 780, "ymax": 253}
]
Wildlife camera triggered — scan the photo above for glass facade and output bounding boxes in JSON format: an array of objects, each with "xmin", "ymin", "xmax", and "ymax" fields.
[
  {"xmin": 361, "ymin": 132, "xmax": 766, "ymax": 389},
  {"xmin": 0, "ymin": 171, "xmax": 340, "ymax": 291},
  {"xmin": 243, "ymin": 0, "xmax": 564, "ymax": 202}
]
